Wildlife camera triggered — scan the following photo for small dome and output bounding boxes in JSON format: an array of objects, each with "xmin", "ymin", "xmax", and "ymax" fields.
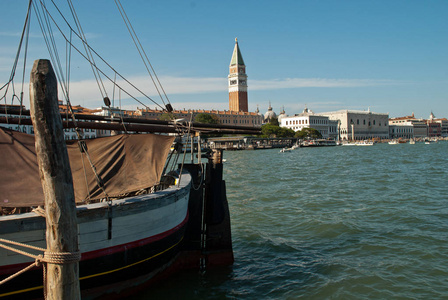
[
  {"xmin": 278, "ymin": 106, "xmax": 287, "ymax": 122},
  {"xmin": 264, "ymin": 103, "xmax": 277, "ymax": 122},
  {"xmin": 302, "ymin": 105, "xmax": 314, "ymax": 115}
]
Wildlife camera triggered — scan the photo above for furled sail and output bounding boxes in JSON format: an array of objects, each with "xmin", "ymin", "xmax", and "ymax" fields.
[{"xmin": 0, "ymin": 127, "xmax": 175, "ymax": 207}]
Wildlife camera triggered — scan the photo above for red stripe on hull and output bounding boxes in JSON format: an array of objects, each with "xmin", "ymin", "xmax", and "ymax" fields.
[
  {"xmin": 0, "ymin": 212, "xmax": 189, "ymax": 276},
  {"xmin": 81, "ymin": 211, "xmax": 189, "ymax": 261}
]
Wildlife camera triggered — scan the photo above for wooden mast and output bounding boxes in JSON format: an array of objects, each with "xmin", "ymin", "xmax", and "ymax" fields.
[{"xmin": 29, "ymin": 59, "xmax": 80, "ymax": 299}]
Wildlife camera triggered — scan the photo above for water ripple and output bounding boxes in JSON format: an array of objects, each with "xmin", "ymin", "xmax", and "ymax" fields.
[{"xmin": 134, "ymin": 142, "xmax": 448, "ymax": 299}]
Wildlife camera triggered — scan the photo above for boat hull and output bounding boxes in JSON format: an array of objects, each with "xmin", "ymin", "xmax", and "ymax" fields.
[{"xmin": 0, "ymin": 173, "xmax": 191, "ymax": 299}]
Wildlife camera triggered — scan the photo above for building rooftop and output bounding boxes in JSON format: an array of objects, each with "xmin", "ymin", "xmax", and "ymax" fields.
[{"xmin": 318, "ymin": 109, "xmax": 389, "ymax": 116}]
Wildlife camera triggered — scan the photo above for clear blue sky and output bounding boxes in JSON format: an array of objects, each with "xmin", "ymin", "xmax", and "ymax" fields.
[{"xmin": 1, "ymin": 0, "xmax": 447, "ymax": 119}]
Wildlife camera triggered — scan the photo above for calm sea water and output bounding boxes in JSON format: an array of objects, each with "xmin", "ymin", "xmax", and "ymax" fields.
[{"xmin": 134, "ymin": 141, "xmax": 448, "ymax": 299}]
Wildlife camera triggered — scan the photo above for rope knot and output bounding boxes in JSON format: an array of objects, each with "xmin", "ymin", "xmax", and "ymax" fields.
[
  {"xmin": 43, "ymin": 251, "xmax": 81, "ymax": 265},
  {"xmin": 35, "ymin": 254, "xmax": 44, "ymax": 267}
]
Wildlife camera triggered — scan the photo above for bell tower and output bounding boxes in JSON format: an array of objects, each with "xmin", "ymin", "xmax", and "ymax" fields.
[{"xmin": 228, "ymin": 38, "xmax": 248, "ymax": 112}]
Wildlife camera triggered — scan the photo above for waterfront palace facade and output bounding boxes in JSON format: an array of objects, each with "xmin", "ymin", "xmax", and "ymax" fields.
[
  {"xmin": 279, "ymin": 106, "xmax": 447, "ymax": 140},
  {"xmin": 317, "ymin": 109, "xmax": 390, "ymax": 140},
  {"xmin": 280, "ymin": 107, "xmax": 389, "ymax": 140},
  {"xmin": 279, "ymin": 107, "xmax": 338, "ymax": 139}
]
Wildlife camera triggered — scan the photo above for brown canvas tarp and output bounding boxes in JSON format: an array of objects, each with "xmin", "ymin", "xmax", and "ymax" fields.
[{"xmin": 0, "ymin": 127, "xmax": 175, "ymax": 207}]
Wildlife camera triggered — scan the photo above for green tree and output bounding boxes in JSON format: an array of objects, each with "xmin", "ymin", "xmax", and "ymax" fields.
[
  {"xmin": 193, "ymin": 113, "xmax": 222, "ymax": 138},
  {"xmin": 279, "ymin": 127, "xmax": 296, "ymax": 138},
  {"xmin": 268, "ymin": 117, "xmax": 279, "ymax": 126},
  {"xmin": 194, "ymin": 113, "xmax": 219, "ymax": 124},
  {"xmin": 295, "ymin": 128, "xmax": 322, "ymax": 139},
  {"xmin": 261, "ymin": 123, "xmax": 280, "ymax": 138},
  {"xmin": 158, "ymin": 113, "xmax": 172, "ymax": 121},
  {"xmin": 261, "ymin": 124, "xmax": 295, "ymax": 138}
]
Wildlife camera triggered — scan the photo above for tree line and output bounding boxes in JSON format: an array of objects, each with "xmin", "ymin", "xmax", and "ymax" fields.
[
  {"xmin": 261, "ymin": 118, "xmax": 322, "ymax": 139},
  {"xmin": 159, "ymin": 113, "xmax": 322, "ymax": 139}
]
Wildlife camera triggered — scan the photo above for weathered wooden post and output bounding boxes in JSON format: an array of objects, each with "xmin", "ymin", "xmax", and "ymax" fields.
[{"xmin": 29, "ymin": 59, "xmax": 80, "ymax": 299}]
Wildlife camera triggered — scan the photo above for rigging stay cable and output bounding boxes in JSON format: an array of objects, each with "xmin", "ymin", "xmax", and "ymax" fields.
[
  {"xmin": 66, "ymin": 0, "xmax": 109, "ymax": 101},
  {"xmin": 35, "ymin": 0, "xmax": 166, "ymax": 111},
  {"xmin": 32, "ymin": 1, "xmax": 70, "ymax": 104},
  {"xmin": 114, "ymin": 0, "xmax": 172, "ymax": 110},
  {"xmin": 16, "ymin": 2, "xmax": 32, "ymax": 131},
  {"xmin": 33, "ymin": 1, "xmax": 82, "ymax": 138},
  {"xmin": 0, "ymin": 0, "xmax": 33, "ymax": 125}
]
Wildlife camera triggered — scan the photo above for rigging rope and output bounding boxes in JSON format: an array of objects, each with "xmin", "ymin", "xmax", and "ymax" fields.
[
  {"xmin": 114, "ymin": 0, "xmax": 172, "ymax": 111},
  {"xmin": 32, "ymin": 1, "xmax": 69, "ymax": 103},
  {"xmin": 66, "ymin": 0, "xmax": 109, "ymax": 101},
  {"xmin": 3, "ymin": 0, "xmax": 190, "ymax": 201},
  {"xmin": 0, "ymin": 0, "xmax": 33, "ymax": 127},
  {"xmin": 36, "ymin": 0, "xmax": 165, "ymax": 110}
]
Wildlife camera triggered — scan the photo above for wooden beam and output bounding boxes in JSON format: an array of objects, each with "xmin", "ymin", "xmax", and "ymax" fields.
[
  {"xmin": 0, "ymin": 116, "xmax": 261, "ymax": 135},
  {"xmin": 1, "ymin": 108, "xmax": 262, "ymax": 134}
]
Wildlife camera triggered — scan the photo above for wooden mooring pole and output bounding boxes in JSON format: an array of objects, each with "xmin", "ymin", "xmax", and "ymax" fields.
[{"xmin": 29, "ymin": 59, "xmax": 80, "ymax": 299}]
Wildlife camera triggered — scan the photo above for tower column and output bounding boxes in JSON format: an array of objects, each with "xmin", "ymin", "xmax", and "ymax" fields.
[{"xmin": 228, "ymin": 38, "xmax": 248, "ymax": 112}]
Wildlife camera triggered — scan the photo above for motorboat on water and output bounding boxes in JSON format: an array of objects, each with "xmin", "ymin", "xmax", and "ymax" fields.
[
  {"xmin": 280, "ymin": 147, "xmax": 293, "ymax": 153},
  {"xmin": 356, "ymin": 140, "xmax": 374, "ymax": 146}
]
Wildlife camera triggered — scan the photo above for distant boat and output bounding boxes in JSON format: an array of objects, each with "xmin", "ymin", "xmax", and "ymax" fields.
[
  {"xmin": 356, "ymin": 140, "xmax": 374, "ymax": 146},
  {"xmin": 301, "ymin": 139, "xmax": 336, "ymax": 147},
  {"xmin": 291, "ymin": 143, "xmax": 300, "ymax": 150},
  {"xmin": 341, "ymin": 140, "xmax": 373, "ymax": 146},
  {"xmin": 280, "ymin": 147, "xmax": 293, "ymax": 153},
  {"xmin": 409, "ymin": 138, "xmax": 416, "ymax": 144},
  {"xmin": 388, "ymin": 140, "xmax": 399, "ymax": 145}
]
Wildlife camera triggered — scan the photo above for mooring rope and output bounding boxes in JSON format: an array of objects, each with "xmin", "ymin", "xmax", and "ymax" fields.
[
  {"xmin": 32, "ymin": 206, "xmax": 46, "ymax": 217},
  {"xmin": 0, "ymin": 238, "xmax": 80, "ymax": 287}
]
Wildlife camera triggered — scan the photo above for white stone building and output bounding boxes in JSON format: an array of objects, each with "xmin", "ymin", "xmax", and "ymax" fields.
[
  {"xmin": 317, "ymin": 109, "xmax": 389, "ymax": 141},
  {"xmin": 280, "ymin": 107, "xmax": 331, "ymax": 138},
  {"xmin": 389, "ymin": 124, "xmax": 414, "ymax": 139},
  {"xmin": 389, "ymin": 114, "xmax": 427, "ymax": 138}
]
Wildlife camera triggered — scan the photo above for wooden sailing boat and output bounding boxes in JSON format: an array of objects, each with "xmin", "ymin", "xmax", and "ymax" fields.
[{"xmin": 0, "ymin": 2, "xmax": 255, "ymax": 298}]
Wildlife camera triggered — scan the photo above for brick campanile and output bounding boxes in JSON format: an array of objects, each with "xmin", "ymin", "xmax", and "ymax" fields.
[{"xmin": 228, "ymin": 38, "xmax": 248, "ymax": 112}]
